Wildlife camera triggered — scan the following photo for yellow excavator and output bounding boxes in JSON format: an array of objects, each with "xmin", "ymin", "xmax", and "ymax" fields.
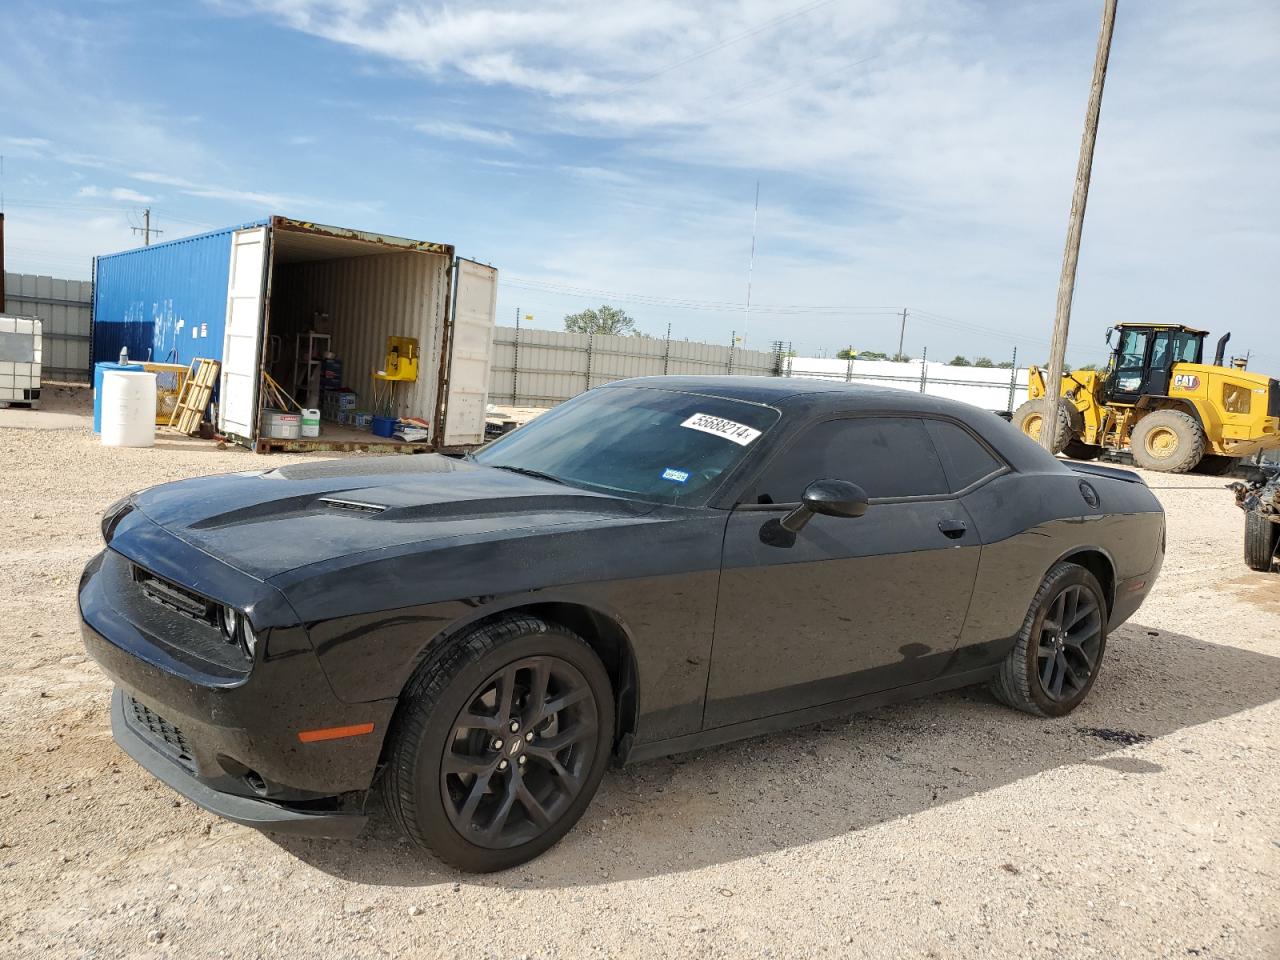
[{"xmin": 1013, "ymin": 322, "xmax": 1280, "ymax": 474}]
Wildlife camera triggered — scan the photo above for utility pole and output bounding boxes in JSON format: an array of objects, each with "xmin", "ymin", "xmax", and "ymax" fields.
[
  {"xmin": 744, "ymin": 181, "xmax": 759, "ymax": 348},
  {"xmin": 896, "ymin": 307, "xmax": 908, "ymax": 358},
  {"xmin": 1041, "ymin": 0, "xmax": 1117, "ymax": 452},
  {"xmin": 131, "ymin": 207, "xmax": 164, "ymax": 246}
]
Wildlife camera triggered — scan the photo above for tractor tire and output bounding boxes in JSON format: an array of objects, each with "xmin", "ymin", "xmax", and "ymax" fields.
[
  {"xmin": 1244, "ymin": 509, "xmax": 1279, "ymax": 572},
  {"xmin": 1193, "ymin": 454, "xmax": 1239, "ymax": 476},
  {"xmin": 1129, "ymin": 410, "xmax": 1206, "ymax": 473},
  {"xmin": 1063, "ymin": 440, "xmax": 1103, "ymax": 461},
  {"xmin": 1012, "ymin": 399, "xmax": 1072, "ymax": 454}
]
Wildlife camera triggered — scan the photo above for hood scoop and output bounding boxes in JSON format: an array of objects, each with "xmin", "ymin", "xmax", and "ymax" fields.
[{"xmin": 318, "ymin": 497, "xmax": 389, "ymax": 516}]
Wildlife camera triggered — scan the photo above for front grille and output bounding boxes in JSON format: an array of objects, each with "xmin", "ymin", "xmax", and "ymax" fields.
[
  {"xmin": 132, "ymin": 565, "xmax": 217, "ymax": 627},
  {"xmin": 128, "ymin": 696, "xmax": 195, "ymax": 771}
]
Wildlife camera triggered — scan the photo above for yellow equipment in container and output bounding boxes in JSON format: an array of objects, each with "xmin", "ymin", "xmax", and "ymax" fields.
[
  {"xmin": 376, "ymin": 336, "xmax": 419, "ymax": 382},
  {"xmin": 140, "ymin": 361, "xmax": 192, "ymax": 425},
  {"xmin": 372, "ymin": 336, "xmax": 420, "ymax": 418}
]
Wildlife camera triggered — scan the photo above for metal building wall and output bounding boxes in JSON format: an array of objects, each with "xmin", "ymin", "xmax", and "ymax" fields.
[
  {"xmin": 3, "ymin": 273, "xmax": 93, "ymax": 381},
  {"xmin": 489, "ymin": 326, "xmax": 780, "ymax": 407},
  {"xmin": 91, "ymin": 221, "xmax": 268, "ymax": 368}
]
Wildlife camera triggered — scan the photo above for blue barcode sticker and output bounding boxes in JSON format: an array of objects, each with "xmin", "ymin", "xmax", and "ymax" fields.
[{"xmin": 662, "ymin": 467, "xmax": 690, "ymax": 483}]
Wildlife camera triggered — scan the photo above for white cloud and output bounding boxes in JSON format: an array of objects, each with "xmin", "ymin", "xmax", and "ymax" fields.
[
  {"xmin": 77, "ymin": 185, "xmax": 156, "ymax": 203},
  {"xmin": 413, "ymin": 120, "xmax": 516, "ymax": 148}
]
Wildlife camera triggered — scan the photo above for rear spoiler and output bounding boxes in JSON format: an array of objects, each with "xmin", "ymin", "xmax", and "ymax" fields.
[{"xmin": 1067, "ymin": 462, "xmax": 1146, "ymax": 485}]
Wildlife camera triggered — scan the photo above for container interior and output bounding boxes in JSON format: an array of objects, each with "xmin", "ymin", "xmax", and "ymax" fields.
[{"xmin": 263, "ymin": 225, "xmax": 450, "ymax": 444}]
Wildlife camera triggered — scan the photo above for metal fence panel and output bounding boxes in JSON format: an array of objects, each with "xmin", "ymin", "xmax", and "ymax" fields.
[
  {"xmin": 488, "ymin": 326, "xmax": 781, "ymax": 407},
  {"xmin": 3, "ymin": 272, "xmax": 93, "ymax": 382},
  {"xmin": 785, "ymin": 356, "xmax": 1029, "ymax": 412}
]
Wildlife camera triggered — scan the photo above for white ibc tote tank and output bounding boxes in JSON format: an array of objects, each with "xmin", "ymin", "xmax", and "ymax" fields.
[{"xmin": 100, "ymin": 369, "xmax": 157, "ymax": 447}]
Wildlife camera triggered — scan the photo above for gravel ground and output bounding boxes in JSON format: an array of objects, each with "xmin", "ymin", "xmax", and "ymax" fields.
[{"xmin": 1, "ymin": 387, "xmax": 1277, "ymax": 960}]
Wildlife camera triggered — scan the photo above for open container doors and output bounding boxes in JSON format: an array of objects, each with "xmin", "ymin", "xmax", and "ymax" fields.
[
  {"xmin": 218, "ymin": 227, "xmax": 269, "ymax": 441},
  {"xmin": 215, "ymin": 219, "xmax": 497, "ymax": 452},
  {"xmin": 441, "ymin": 258, "xmax": 499, "ymax": 447}
]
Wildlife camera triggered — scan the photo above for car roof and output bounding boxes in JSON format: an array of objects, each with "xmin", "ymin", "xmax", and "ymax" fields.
[
  {"xmin": 602, "ymin": 375, "xmax": 1069, "ymax": 474},
  {"xmin": 606, "ymin": 375, "xmax": 976, "ymax": 414}
]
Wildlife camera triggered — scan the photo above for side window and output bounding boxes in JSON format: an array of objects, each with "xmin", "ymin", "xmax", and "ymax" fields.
[
  {"xmin": 755, "ymin": 417, "xmax": 948, "ymax": 502},
  {"xmin": 924, "ymin": 419, "xmax": 1004, "ymax": 492}
]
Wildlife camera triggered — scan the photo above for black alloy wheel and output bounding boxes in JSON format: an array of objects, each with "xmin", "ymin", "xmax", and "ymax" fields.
[
  {"xmin": 990, "ymin": 562, "xmax": 1109, "ymax": 717},
  {"xmin": 1034, "ymin": 584, "xmax": 1103, "ymax": 703},
  {"xmin": 441, "ymin": 656, "xmax": 599, "ymax": 849},
  {"xmin": 382, "ymin": 616, "xmax": 614, "ymax": 872}
]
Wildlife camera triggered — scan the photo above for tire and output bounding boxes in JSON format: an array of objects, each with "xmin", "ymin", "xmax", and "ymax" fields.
[
  {"xmin": 1011, "ymin": 399, "xmax": 1072, "ymax": 454},
  {"xmin": 989, "ymin": 562, "xmax": 1108, "ymax": 717},
  {"xmin": 1129, "ymin": 409, "xmax": 1206, "ymax": 473},
  {"xmin": 382, "ymin": 616, "xmax": 614, "ymax": 872},
  {"xmin": 1244, "ymin": 509, "xmax": 1279, "ymax": 572},
  {"xmin": 1193, "ymin": 454, "xmax": 1239, "ymax": 476},
  {"xmin": 1063, "ymin": 439, "xmax": 1103, "ymax": 461}
]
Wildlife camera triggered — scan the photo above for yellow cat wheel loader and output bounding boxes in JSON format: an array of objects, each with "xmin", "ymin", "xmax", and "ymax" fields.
[{"xmin": 1013, "ymin": 323, "xmax": 1280, "ymax": 474}]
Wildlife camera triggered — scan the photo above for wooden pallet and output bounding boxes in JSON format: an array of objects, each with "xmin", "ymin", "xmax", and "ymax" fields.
[{"xmin": 168, "ymin": 359, "xmax": 220, "ymax": 435}]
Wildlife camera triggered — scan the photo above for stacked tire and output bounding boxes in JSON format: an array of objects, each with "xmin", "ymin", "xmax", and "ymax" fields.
[{"xmin": 1244, "ymin": 510, "xmax": 1280, "ymax": 572}]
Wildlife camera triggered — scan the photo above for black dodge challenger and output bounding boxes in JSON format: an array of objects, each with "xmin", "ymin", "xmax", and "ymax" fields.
[{"xmin": 81, "ymin": 376, "xmax": 1164, "ymax": 871}]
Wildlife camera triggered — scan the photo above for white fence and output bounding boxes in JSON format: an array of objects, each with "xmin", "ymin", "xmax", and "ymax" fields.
[
  {"xmin": 488, "ymin": 325, "xmax": 780, "ymax": 407},
  {"xmin": 785, "ymin": 356, "xmax": 1029, "ymax": 413},
  {"xmin": 3, "ymin": 273, "xmax": 93, "ymax": 382}
]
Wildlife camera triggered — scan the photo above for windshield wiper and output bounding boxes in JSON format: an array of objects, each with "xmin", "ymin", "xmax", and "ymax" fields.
[{"xmin": 488, "ymin": 464, "xmax": 568, "ymax": 486}]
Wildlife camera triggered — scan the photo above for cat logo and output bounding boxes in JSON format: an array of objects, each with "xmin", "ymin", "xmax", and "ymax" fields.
[{"xmin": 1173, "ymin": 374, "xmax": 1201, "ymax": 390}]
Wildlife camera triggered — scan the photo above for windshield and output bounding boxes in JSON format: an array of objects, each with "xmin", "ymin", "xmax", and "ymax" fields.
[{"xmin": 472, "ymin": 386, "xmax": 780, "ymax": 505}]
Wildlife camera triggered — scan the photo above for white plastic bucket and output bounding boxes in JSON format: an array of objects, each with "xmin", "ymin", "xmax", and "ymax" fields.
[
  {"xmin": 300, "ymin": 408, "xmax": 321, "ymax": 438},
  {"xmin": 100, "ymin": 370, "xmax": 157, "ymax": 448}
]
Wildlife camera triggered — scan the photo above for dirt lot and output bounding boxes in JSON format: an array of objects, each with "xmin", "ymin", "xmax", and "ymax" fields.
[{"xmin": 1, "ymin": 387, "xmax": 1277, "ymax": 960}]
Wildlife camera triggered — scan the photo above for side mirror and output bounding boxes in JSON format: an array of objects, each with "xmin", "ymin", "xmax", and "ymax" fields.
[
  {"xmin": 780, "ymin": 479, "xmax": 869, "ymax": 533},
  {"xmin": 1104, "ymin": 326, "xmax": 1114, "ymax": 346}
]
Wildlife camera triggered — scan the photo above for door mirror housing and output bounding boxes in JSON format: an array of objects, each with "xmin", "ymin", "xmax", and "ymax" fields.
[
  {"xmin": 1104, "ymin": 326, "xmax": 1114, "ymax": 346},
  {"xmin": 780, "ymin": 479, "xmax": 869, "ymax": 533}
]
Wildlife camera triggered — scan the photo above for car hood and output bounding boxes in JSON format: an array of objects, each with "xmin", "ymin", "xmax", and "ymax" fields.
[{"xmin": 130, "ymin": 454, "xmax": 660, "ymax": 581}]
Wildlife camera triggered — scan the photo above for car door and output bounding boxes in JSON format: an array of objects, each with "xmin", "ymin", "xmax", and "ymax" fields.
[{"xmin": 703, "ymin": 415, "xmax": 988, "ymax": 729}]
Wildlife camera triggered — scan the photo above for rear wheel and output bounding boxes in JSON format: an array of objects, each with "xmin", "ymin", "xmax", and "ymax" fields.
[
  {"xmin": 1129, "ymin": 410, "xmax": 1206, "ymax": 473},
  {"xmin": 1244, "ymin": 510, "xmax": 1279, "ymax": 572},
  {"xmin": 1063, "ymin": 439, "xmax": 1103, "ymax": 461},
  {"xmin": 990, "ymin": 562, "xmax": 1108, "ymax": 717},
  {"xmin": 1012, "ymin": 399, "xmax": 1072, "ymax": 454},
  {"xmin": 382, "ymin": 616, "xmax": 614, "ymax": 872}
]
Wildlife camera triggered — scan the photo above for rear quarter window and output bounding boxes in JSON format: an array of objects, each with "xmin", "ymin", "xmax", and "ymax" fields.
[{"xmin": 924, "ymin": 419, "xmax": 1005, "ymax": 491}]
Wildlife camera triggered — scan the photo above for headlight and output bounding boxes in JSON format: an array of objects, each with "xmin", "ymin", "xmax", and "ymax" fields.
[
  {"xmin": 100, "ymin": 495, "xmax": 136, "ymax": 544},
  {"xmin": 219, "ymin": 604, "xmax": 239, "ymax": 642},
  {"xmin": 218, "ymin": 604, "xmax": 258, "ymax": 659},
  {"xmin": 241, "ymin": 617, "xmax": 258, "ymax": 657}
]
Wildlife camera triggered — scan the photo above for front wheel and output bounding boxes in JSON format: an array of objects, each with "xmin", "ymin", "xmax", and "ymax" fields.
[
  {"xmin": 990, "ymin": 562, "xmax": 1108, "ymax": 717},
  {"xmin": 382, "ymin": 616, "xmax": 614, "ymax": 872}
]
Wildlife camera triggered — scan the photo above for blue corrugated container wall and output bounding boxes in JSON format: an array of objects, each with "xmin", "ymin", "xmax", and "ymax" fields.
[{"xmin": 92, "ymin": 220, "xmax": 269, "ymax": 368}]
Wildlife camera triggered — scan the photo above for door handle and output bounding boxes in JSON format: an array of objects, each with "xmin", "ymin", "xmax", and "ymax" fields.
[{"xmin": 938, "ymin": 519, "xmax": 967, "ymax": 539}]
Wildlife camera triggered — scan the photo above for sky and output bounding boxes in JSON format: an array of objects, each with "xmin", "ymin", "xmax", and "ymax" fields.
[{"xmin": 1, "ymin": 0, "xmax": 1277, "ymax": 366}]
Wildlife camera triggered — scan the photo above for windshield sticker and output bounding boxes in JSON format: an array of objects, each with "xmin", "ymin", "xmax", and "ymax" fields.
[
  {"xmin": 679, "ymin": 413, "xmax": 762, "ymax": 446},
  {"xmin": 661, "ymin": 467, "xmax": 690, "ymax": 483}
]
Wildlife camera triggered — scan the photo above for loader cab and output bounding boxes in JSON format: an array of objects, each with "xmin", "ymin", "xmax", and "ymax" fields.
[{"xmin": 1102, "ymin": 323, "xmax": 1206, "ymax": 405}]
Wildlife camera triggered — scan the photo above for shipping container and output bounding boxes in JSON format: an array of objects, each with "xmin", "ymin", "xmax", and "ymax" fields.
[{"xmin": 92, "ymin": 217, "xmax": 498, "ymax": 452}]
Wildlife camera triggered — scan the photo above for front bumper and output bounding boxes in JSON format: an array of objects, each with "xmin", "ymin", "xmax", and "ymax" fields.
[
  {"xmin": 111, "ymin": 688, "xmax": 368, "ymax": 839},
  {"xmin": 80, "ymin": 532, "xmax": 399, "ymax": 838}
]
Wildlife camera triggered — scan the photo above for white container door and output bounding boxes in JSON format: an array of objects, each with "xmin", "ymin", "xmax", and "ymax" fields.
[
  {"xmin": 442, "ymin": 258, "xmax": 498, "ymax": 446},
  {"xmin": 218, "ymin": 227, "xmax": 269, "ymax": 440}
]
